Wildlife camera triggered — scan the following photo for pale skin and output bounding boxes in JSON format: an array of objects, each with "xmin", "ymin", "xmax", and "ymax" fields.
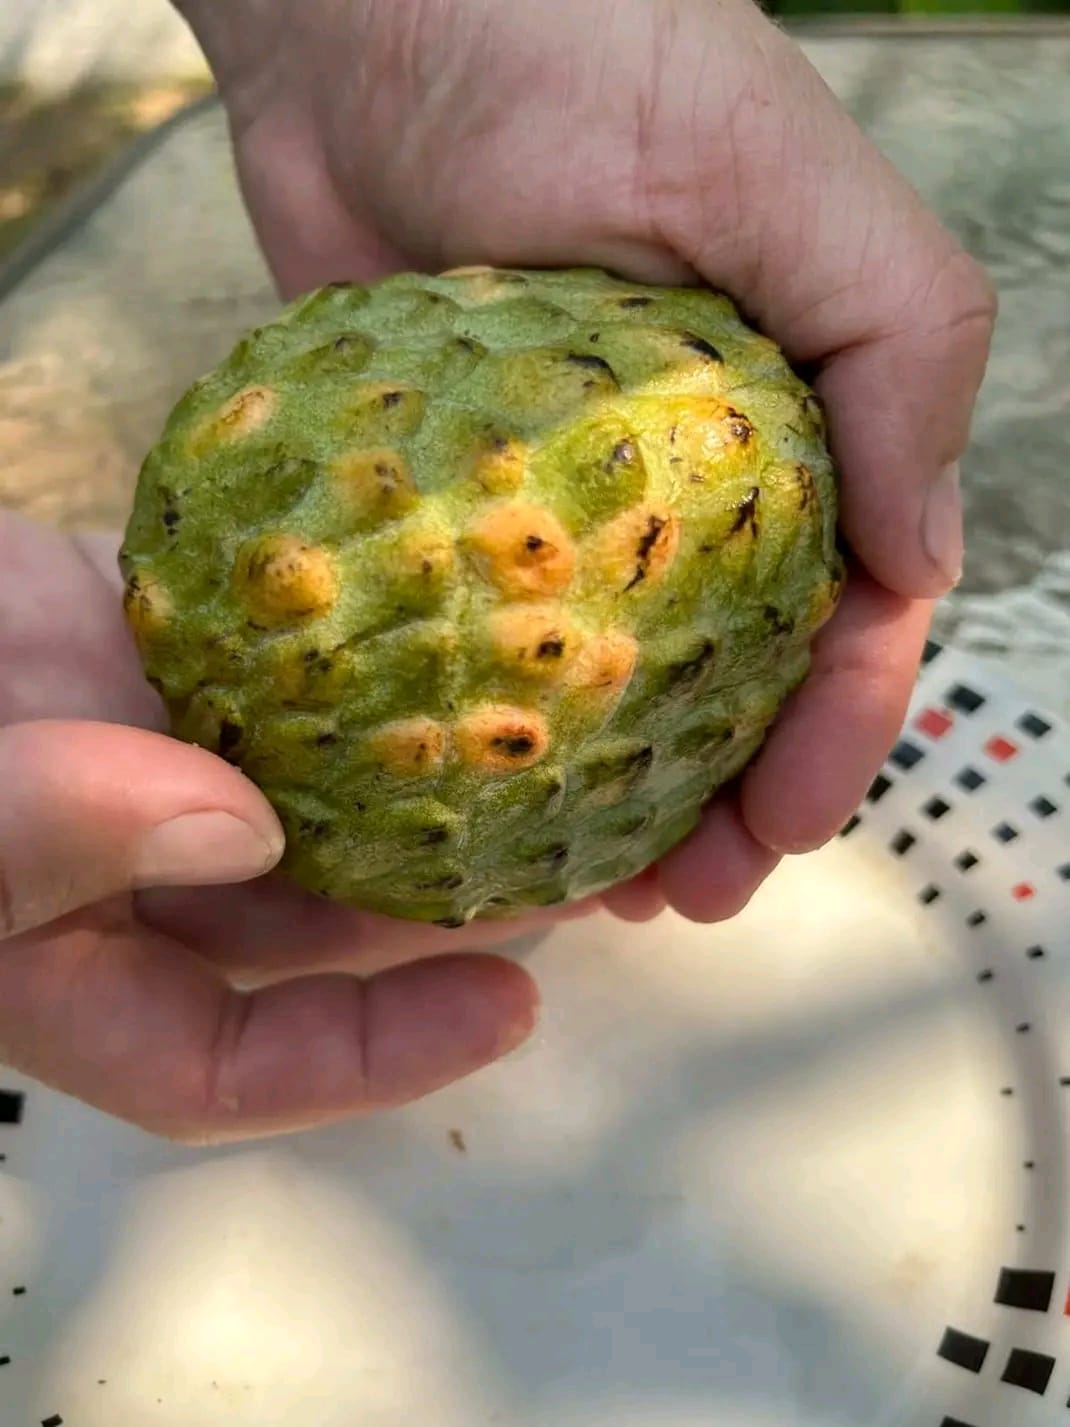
[{"xmin": 0, "ymin": 0, "xmax": 995, "ymax": 1142}]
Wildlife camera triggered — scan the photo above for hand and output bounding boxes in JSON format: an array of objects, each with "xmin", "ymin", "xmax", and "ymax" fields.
[
  {"xmin": 0, "ymin": 512, "xmax": 609, "ymax": 1142},
  {"xmin": 179, "ymin": 0, "xmax": 995, "ymax": 921}
]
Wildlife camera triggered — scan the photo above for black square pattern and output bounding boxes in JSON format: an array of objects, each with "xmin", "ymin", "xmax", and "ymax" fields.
[
  {"xmin": 1001, "ymin": 1347, "xmax": 1055, "ymax": 1394},
  {"xmin": 993, "ymin": 821, "xmax": 1019, "ymax": 843},
  {"xmin": 1018, "ymin": 712, "xmax": 1052, "ymax": 738},
  {"xmin": 1026, "ymin": 945, "xmax": 1047, "ymax": 960},
  {"xmin": 956, "ymin": 766, "xmax": 986, "ymax": 792},
  {"xmin": 921, "ymin": 639, "xmax": 943, "ymax": 665},
  {"xmin": 1058, "ymin": 864, "xmax": 1070, "ymax": 882},
  {"xmin": 966, "ymin": 910, "xmax": 987, "ymax": 928},
  {"xmin": 947, "ymin": 683, "xmax": 986, "ymax": 714},
  {"xmin": 890, "ymin": 739, "xmax": 925, "ymax": 771},
  {"xmin": 994, "ymin": 1268, "xmax": 1054, "ymax": 1312},
  {"xmin": 867, "ymin": 773, "xmax": 893, "ymax": 804},
  {"xmin": 839, "ymin": 813, "xmax": 861, "ymax": 838},
  {"xmin": 924, "ymin": 796, "xmax": 951, "ymax": 820},
  {"xmin": 919, "ymin": 884, "xmax": 941, "ymax": 905},
  {"xmin": 937, "ymin": 1327, "xmax": 989, "ymax": 1373},
  {"xmin": 891, "ymin": 830, "xmax": 916, "ymax": 855},
  {"xmin": 0, "ymin": 1091, "xmax": 24, "ymax": 1126},
  {"xmin": 955, "ymin": 850, "xmax": 980, "ymax": 872},
  {"xmin": 1030, "ymin": 795, "xmax": 1058, "ymax": 819}
]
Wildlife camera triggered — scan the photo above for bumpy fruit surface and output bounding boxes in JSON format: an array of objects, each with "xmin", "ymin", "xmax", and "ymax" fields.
[{"xmin": 120, "ymin": 267, "xmax": 843, "ymax": 924}]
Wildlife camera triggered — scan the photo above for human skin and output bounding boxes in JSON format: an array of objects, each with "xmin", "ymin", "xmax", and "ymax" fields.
[{"xmin": 0, "ymin": 0, "xmax": 994, "ymax": 1143}]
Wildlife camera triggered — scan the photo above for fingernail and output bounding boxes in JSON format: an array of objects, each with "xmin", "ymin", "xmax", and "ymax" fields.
[
  {"xmin": 922, "ymin": 462, "xmax": 964, "ymax": 588},
  {"xmin": 134, "ymin": 812, "xmax": 282, "ymax": 888}
]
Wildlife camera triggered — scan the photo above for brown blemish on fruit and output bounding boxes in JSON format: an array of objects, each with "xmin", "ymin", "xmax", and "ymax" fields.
[
  {"xmin": 465, "ymin": 501, "xmax": 575, "ymax": 598},
  {"xmin": 487, "ymin": 604, "xmax": 578, "ymax": 681},
  {"xmin": 190, "ymin": 384, "xmax": 276, "ymax": 453},
  {"xmin": 332, "ymin": 447, "xmax": 418, "ymax": 523},
  {"xmin": 794, "ymin": 463, "xmax": 816, "ymax": 511},
  {"xmin": 593, "ymin": 506, "xmax": 680, "ymax": 593},
  {"xmin": 725, "ymin": 409, "xmax": 753, "ymax": 444},
  {"xmin": 368, "ymin": 717, "xmax": 447, "ymax": 777},
  {"xmin": 471, "ymin": 434, "xmax": 527, "ymax": 493},
  {"xmin": 567, "ymin": 352, "xmax": 614, "ymax": 377},
  {"xmin": 345, "ymin": 382, "xmax": 426, "ymax": 439},
  {"xmin": 217, "ymin": 719, "xmax": 243, "ymax": 760},
  {"xmin": 680, "ymin": 333, "xmax": 723, "ymax": 363},
  {"xmin": 564, "ymin": 351, "xmax": 619, "ymax": 394},
  {"xmin": 730, "ymin": 487, "xmax": 761, "ymax": 537},
  {"xmin": 395, "ymin": 524, "xmax": 456, "ymax": 585},
  {"xmin": 764, "ymin": 605, "xmax": 796, "ymax": 636},
  {"xmin": 566, "ymin": 629, "xmax": 638, "ymax": 696},
  {"xmin": 123, "ymin": 572, "xmax": 172, "ymax": 649},
  {"xmin": 809, "ymin": 565, "xmax": 845, "ymax": 628},
  {"xmin": 666, "ymin": 639, "xmax": 717, "ymax": 691},
  {"xmin": 233, "ymin": 535, "xmax": 337, "ymax": 626},
  {"xmin": 455, "ymin": 706, "xmax": 549, "ymax": 773}
]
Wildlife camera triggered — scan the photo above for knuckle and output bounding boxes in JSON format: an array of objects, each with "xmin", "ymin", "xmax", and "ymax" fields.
[{"xmin": 914, "ymin": 245, "xmax": 998, "ymax": 352}]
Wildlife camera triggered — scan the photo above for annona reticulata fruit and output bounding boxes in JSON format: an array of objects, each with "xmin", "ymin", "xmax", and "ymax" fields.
[{"xmin": 120, "ymin": 265, "xmax": 843, "ymax": 924}]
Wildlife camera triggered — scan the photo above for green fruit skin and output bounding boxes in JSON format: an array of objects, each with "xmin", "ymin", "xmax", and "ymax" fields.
[{"xmin": 120, "ymin": 266, "xmax": 843, "ymax": 925}]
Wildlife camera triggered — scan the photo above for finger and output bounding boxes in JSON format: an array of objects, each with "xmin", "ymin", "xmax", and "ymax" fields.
[
  {"xmin": 658, "ymin": 797, "xmax": 780, "ymax": 923},
  {"xmin": 0, "ymin": 513, "xmax": 161, "ymax": 728},
  {"xmin": 136, "ymin": 876, "xmax": 601, "ymax": 983},
  {"xmin": 600, "ymin": 868, "xmax": 667, "ymax": 923},
  {"xmin": 0, "ymin": 911, "xmax": 536, "ymax": 1142},
  {"xmin": 0, "ymin": 721, "xmax": 283, "ymax": 938},
  {"xmin": 70, "ymin": 527, "xmax": 124, "ymax": 592},
  {"xmin": 656, "ymin": 7, "xmax": 995, "ymax": 597},
  {"xmin": 741, "ymin": 574, "xmax": 933, "ymax": 854}
]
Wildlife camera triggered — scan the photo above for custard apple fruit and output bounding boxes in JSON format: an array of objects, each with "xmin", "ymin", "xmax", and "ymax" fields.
[{"xmin": 120, "ymin": 266, "xmax": 843, "ymax": 924}]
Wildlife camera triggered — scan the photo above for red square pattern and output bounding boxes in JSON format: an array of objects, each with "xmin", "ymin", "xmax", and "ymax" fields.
[
  {"xmin": 1012, "ymin": 883, "xmax": 1036, "ymax": 902},
  {"xmin": 915, "ymin": 707, "xmax": 954, "ymax": 740},
  {"xmin": 985, "ymin": 735, "xmax": 1019, "ymax": 763}
]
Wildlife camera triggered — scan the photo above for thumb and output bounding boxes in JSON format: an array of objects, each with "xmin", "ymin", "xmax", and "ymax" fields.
[
  {"xmin": 652, "ymin": 9, "xmax": 995, "ymax": 598},
  {"xmin": 0, "ymin": 721, "xmax": 284, "ymax": 939}
]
